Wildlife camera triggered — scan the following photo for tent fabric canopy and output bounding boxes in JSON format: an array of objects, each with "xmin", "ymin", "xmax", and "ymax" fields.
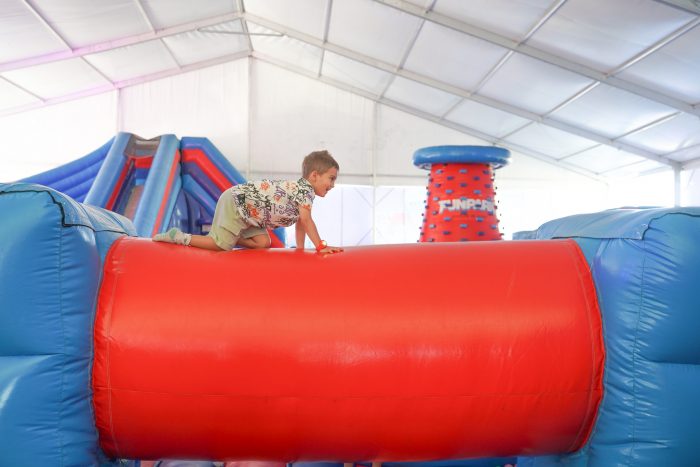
[{"xmin": 1, "ymin": 0, "xmax": 699, "ymax": 180}]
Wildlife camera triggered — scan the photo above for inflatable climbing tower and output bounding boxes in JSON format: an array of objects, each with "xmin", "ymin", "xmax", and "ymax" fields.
[{"xmin": 414, "ymin": 145, "xmax": 509, "ymax": 242}]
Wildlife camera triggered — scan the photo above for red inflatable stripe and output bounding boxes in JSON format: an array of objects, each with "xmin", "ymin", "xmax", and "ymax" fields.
[
  {"xmin": 105, "ymin": 156, "xmax": 153, "ymax": 211},
  {"xmin": 150, "ymin": 150, "xmax": 180, "ymax": 236},
  {"xmin": 181, "ymin": 148, "xmax": 231, "ymax": 192}
]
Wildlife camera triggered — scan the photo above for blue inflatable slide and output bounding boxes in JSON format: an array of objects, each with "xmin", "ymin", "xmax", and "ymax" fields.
[{"xmin": 19, "ymin": 132, "xmax": 284, "ymax": 242}]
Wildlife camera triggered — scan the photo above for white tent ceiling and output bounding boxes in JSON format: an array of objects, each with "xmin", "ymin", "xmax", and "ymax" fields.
[{"xmin": 1, "ymin": 0, "xmax": 700, "ymax": 180}]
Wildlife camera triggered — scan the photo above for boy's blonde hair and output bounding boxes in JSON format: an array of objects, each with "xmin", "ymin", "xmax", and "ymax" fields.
[{"xmin": 302, "ymin": 150, "xmax": 339, "ymax": 178}]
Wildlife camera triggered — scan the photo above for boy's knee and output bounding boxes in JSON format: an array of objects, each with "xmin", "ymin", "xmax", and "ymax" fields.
[{"xmin": 254, "ymin": 236, "xmax": 271, "ymax": 249}]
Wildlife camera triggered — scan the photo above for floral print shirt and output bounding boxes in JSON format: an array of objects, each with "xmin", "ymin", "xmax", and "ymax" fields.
[{"xmin": 230, "ymin": 178, "xmax": 315, "ymax": 228}]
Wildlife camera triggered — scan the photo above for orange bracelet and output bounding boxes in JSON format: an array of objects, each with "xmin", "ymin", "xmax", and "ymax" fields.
[{"xmin": 316, "ymin": 240, "xmax": 327, "ymax": 252}]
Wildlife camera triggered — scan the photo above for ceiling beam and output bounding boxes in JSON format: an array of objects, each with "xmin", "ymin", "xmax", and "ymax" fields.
[
  {"xmin": 662, "ymin": 141, "xmax": 700, "ymax": 166},
  {"xmin": 653, "ymin": 0, "xmax": 700, "ymax": 15},
  {"xmin": 0, "ymin": 11, "xmax": 242, "ymax": 73},
  {"xmin": 377, "ymin": 0, "xmax": 435, "ymax": 99},
  {"xmin": 682, "ymin": 156, "xmax": 700, "ymax": 169},
  {"xmin": 235, "ymin": 0, "xmax": 254, "ymax": 52},
  {"xmin": 316, "ymin": 0, "xmax": 334, "ymax": 77},
  {"xmin": 638, "ymin": 164, "xmax": 676, "ymax": 176},
  {"xmin": 0, "ymin": 50, "xmax": 250, "ymax": 119},
  {"xmin": 21, "ymin": 0, "xmax": 125, "ymax": 91},
  {"xmin": 251, "ymin": 51, "xmax": 607, "ymax": 182},
  {"xmin": 374, "ymin": 0, "xmax": 700, "ymax": 118},
  {"xmin": 133, "ymin": 0, "xmax": 183, "ymax": 69},
  {"xmin": 610, "ymin": 16, "xmax": 700, "ymax": 74},
  {"xmin": 470, "ymin": 0, "xmax": 566, "ymax": 96},
  {"xmin": 612, "ymin": 111, "xmax": 681, "ymax": 140},
  {"xmin": 243, "ymin": 12, "xmax": 679, "ymax": 169},
  {"xmin": 600, "ymin": 158, "xmax": 662, "ymax": 178},
  {"xmin": 22, "ymin": 0, "xmax": 71, "ymax": 49},
  {"xmin": 0, "ymin": 3, "xmax": 685, "ymax": 175},
  {"xmin": 679, "ymin": 145, "xmax": 700, "ymax": 169},
  {"xmin": 0, "ymin": 75, "xmax": 44, "ymax": 102},
  {"xmin": 2, "ymin": 1, "xmax": 695, "ymax": 123}
]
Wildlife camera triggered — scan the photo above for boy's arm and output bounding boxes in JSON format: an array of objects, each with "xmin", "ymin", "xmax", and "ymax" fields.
[
  {"xmin": 295, "ymin": 221, "xmax": 306, "ymax": 249},
  {"xmin": 297, "ymin": 206, "xmax": 343, "ymax": 254}
]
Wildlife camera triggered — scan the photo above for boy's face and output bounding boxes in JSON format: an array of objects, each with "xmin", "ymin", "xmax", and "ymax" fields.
[{"xmin": 309, "ymin": 167, "xmax": 338, "ymax": 197}]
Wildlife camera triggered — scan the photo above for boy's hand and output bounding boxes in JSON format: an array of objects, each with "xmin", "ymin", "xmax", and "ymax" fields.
[{"xmin": 319, "ymin": 245, "xmax": 343, "ymax": 254}]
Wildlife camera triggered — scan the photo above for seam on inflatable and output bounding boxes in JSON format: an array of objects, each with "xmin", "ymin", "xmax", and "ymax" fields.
[
  {"xmin": 565, "ymin": 239, "xmax": 603, "ymax": 454},
  {"xmin": 88, "ymin": 233, "xmax": 106, "ymax": 466},
  {"xmin": 96, "ymin": 389, "xmax": 598, "ymax": 397},
  {"xmin": 638, "ymin": 212, "xmax": 700, "ymax": 240},
  {"xmin": 0, "ymin": 188, "xmax": 129, "ymax": 234},
  {"xmin": 630, "ymin": 237, "xmax": 649, "ymax": 465},
  {"xmin": 567, "ymin": 239, "xmax": 595, "ymax": 453},
  {"xmin": 579, "ymin": 239, "xmax": 610, "ymax": 464},
  {"xmin": 642, "ymin": 360, "xmax": 700, "ymax": 366},
  {"xmin": 104, "ymin": 238, "xmax": 122, "ymax": 456},
  {"xmin": 56, "ymin": 200, "xmax": 67, "ymax": 467}
]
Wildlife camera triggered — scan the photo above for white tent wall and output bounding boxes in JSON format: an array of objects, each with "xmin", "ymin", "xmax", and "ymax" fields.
[
  {"xmin": 683, "ymin": 169, "xmax": 700, "ymax": 205},
  {"xmin": 249, "ymin": 60, "xmax": 374, "ymax": 185},
  {"xmin": 375, "ymin": 105, "xmax": 486, "ymax": 184},
  {"xmin": 0, "ymin": 57, "xmax": 688, "ymax": 244},
  {"xmin": 0, "ymin": 92, "xmax": 117, "ymax": 182},
  {"xmin": 497, "ymin": 160, "xmax": 608, "ymax": 239},
  {"xmin": 607, "ymin": 170, "xmax": 676, "ymax": 207},
  {"xmin": 374, "ymin": 104, "xmax": 612, "ymax": 240},
  {"xmin": 119, "ymin": 59, "xmax": 250, "ymax": 171},
  {"xmin": 249, "ymin": 60, "xmax": 612, "ymax": 242}
]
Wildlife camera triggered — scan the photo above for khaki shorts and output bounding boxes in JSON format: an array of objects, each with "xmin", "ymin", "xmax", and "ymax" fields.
[{"xmin": 208, "ymin": 188, "xmax": 267, "ymax": 250}]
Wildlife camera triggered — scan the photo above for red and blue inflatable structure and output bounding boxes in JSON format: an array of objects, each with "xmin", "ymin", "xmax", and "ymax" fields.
[
  {"xmin": 1, "ymin": 145, "xmax": 700, "ymax": 466},
  {"xmin": 19, "ymin": 132, "xmax": 285, "ymax": 244}
]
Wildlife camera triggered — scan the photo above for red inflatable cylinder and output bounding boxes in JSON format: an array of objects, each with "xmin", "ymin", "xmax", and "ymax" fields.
[{"xmin": 93, "ymin": 238, "xmax": 604, "ymax": 461}]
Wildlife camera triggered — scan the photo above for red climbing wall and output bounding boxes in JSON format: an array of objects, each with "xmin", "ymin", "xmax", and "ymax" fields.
[{"xmin": 419, "ymin": 162, "xmax": 501, "ymax": 242}]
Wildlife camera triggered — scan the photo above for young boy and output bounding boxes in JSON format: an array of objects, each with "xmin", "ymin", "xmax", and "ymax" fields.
[{"xmin": 153, "ymin": 150, "xmax": 343, "ymax": 254}]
